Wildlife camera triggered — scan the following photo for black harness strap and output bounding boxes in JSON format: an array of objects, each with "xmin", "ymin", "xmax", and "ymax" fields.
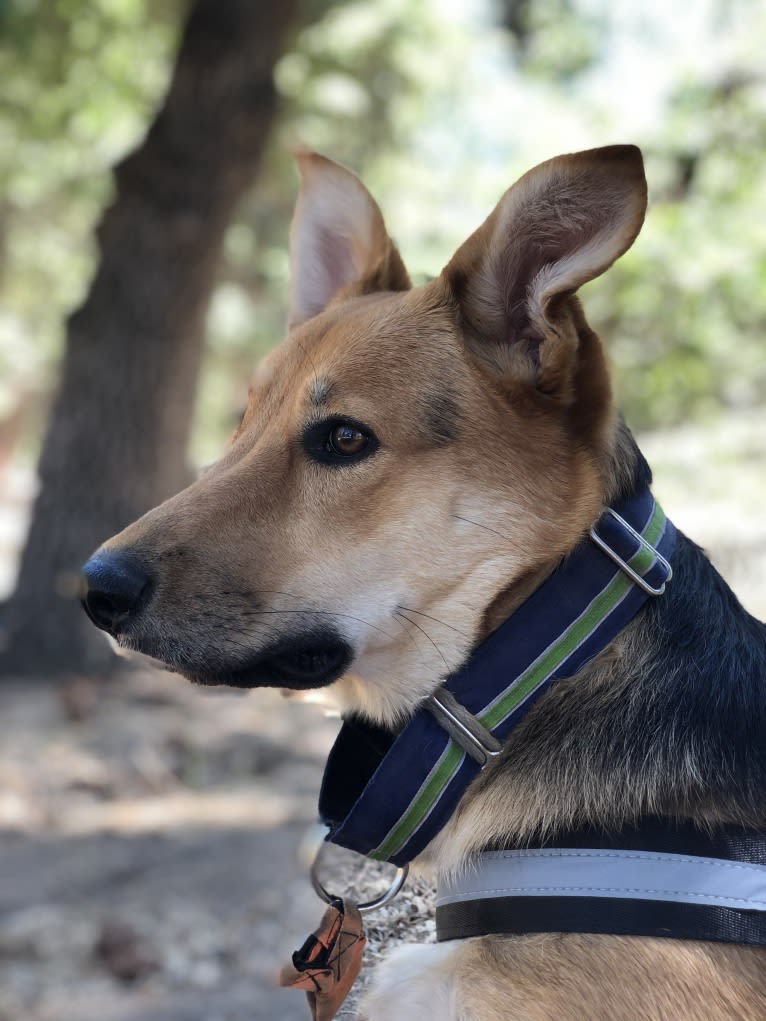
[
  {"xmin": 437, "ymin": 895, "xmax": 766, "ymax": 945},
  {"xmin": 436, "ymin": 818, "xmax": 766, "ymax": 945}
]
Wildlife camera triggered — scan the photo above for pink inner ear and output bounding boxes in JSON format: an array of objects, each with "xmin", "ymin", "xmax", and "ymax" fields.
[
  {"xmin": 296, "ymin": 224, "xmax": 362, "ymax": 324},
  {"xmin": 289, "ymin": 154, "xmax": 411, "ymax": 327},
  {"xmin": 315, "ymin": 225, "xmax": 359, "ymax": 308}
]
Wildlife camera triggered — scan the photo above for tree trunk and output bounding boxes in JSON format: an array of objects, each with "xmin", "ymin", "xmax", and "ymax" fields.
[{"xmin": 0, "ymin": 0, "xmax": 297, "ymax": 678}]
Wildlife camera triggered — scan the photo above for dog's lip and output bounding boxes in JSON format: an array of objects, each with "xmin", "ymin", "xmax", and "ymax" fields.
[{"xmin": 184, "ymin": 632, "xmax": 353, "ymax": 691}]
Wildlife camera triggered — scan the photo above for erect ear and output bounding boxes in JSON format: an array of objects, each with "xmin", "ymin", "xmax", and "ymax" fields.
[
  {"xmin": 440, "ymin": 145, "xmax": 647, "ymax": 398},
  {"xmin": 288, "ymin": 152, "xmax": 411, "ymax": 328}
]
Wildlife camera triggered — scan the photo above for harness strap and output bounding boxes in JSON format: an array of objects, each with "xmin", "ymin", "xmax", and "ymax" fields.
[{"xmin": 436, "ymin": 821, "xmax": 766, "ymax": 945}]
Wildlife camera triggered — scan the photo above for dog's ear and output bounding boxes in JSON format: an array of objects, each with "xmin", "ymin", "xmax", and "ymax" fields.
[
  {"xmin": 288, "ymin": 152, "xmax": 411, "ymax": 328},
  {"xmin": 440, "ymin": 145, "xmax": 647, "ymax": 398}
]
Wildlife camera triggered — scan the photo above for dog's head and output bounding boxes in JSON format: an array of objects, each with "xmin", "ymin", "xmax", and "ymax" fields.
[{"xmin": 82, "ymin": 146, "xmax": 647, "ymax": 724}]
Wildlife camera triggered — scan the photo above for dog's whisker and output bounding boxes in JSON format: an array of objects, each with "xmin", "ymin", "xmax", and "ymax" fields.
[
  {"xmin": 255, "ymin": 607, "xmax": 396, "ymax": 642},
  {"xmin": 451, "ymin": 513, "xmax": 516, "ymax": 545},
  {"xmin": 395, "ymin": 603, "xmax": 470, "ymax": 639},
  {"xmin": 394, "ymin": 608, "xmax": 450, "ymax": 672},
  {"xmin": 198, "ymin": 612, "xmax": 285, "ymax": 647},
  {"xmin": 390, "ymin": 608, "xmax": 422, "ymax": 650},
  {"xmin": 192, "ymin": 613, "xmax": 283, "ymax": 642},
  {"xmin": 185, "ymin": 600, "xmax": 397, "ymax": 651},
  {"xmin": 249, "ymin": 588, "xmax": 402, "ymax": 620}
]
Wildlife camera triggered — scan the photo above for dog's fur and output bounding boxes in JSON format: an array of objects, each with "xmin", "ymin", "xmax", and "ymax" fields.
[{"xmin": 87, "ymin": 146, "xmax": 766, "ymax": 1019}]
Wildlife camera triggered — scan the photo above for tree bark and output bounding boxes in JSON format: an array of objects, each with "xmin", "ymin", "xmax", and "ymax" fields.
[{"xmin": 0, "ymin": 0, "xmax": 297, "ymax": 677}]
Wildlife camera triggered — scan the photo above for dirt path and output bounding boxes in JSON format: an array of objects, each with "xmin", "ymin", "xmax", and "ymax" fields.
[
  {"xmin": 0, "ymin": 672, "xmax": 339, "ymax": 1020},
  {"xmin": 0, "ymin": 669, "xmax": 434, "ymax": 1021}
]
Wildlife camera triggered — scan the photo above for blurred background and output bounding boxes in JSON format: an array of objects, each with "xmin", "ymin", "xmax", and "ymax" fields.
[{"xmin": 0, "ymin": 0, "xmax": 764, "ymax": 1018}]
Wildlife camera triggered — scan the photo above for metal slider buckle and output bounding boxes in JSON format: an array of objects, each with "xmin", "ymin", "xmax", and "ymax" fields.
[
  {"xmin": 425, "ymin": 688, "xmax": 503, "ymax": 767},
  {"xmin": 589, "ymin": 508, "xmax": 673, "ymax": 596}
]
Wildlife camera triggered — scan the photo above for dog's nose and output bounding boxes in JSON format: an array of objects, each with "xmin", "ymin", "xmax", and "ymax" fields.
[{"xmin": 81, "ymin": 551, "xmax": 152, "ymax": 635}]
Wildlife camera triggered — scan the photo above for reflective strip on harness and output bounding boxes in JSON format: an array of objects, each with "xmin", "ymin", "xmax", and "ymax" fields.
[
  {"xmin": 435, "ymin": 845, "xmax": 766, "ymax": 945},
  {"xmin": 436, "ymin": 848, "xmax": 766, "ymax": 911}
]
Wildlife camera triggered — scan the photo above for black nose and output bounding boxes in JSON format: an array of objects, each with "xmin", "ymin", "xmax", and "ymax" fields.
[{"xmin": 81, "ymin": 551, "xmax": 152, "ymax": 635}]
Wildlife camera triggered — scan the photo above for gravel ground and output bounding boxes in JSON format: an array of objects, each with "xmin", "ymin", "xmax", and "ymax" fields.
[{"xmin": 0, "ymin": 410, "xmax": 763, "ymax": 1021}]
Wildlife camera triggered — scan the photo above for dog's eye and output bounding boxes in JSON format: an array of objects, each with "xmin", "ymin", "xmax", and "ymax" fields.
[
  {"xmin": 302, "ymin": 417, "xmax": 378, "ymax": 466},
  {"xmin": 328, "ymin": 424, "xmax": 368, "ymax": 457}
]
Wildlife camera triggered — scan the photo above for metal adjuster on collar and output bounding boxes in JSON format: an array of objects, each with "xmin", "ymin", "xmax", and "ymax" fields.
[
  {"xmin": 426, "ymin": 688, "xmax": 502, "ymax": 767},
  {"xmin": 590, "ymin": 508, "xmax": 672, "ymax": 596}
]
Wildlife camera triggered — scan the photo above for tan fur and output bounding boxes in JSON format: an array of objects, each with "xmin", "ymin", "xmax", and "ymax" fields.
[
  {"xmin": 90, "ymin": 147, "xmax": 766, "ymax": 1018},
  {"xmin": 362, "ymin": 936, "xmax": 766, "ymax": 1021}
]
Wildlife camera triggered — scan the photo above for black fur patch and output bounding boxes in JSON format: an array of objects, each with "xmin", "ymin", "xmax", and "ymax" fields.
[
  {"xmin": 424, "ymin": 388, "xmax": 461, "ymax": 446},
  {"xmin": 307, "ymin": 378, "xmax": 335, "ymax": 408},
  {"xmin": 628, "ymin": 530, "xmax": 766, "ymax": 817},
  {"xmin": 610, "ymin": 420, "xmax": 653, "ymax": 501}
]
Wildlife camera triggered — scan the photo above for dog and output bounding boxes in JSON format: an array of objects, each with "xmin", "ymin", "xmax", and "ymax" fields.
[{"xmin": 82, "ymin": 145, "xmax": 766, "ymax": 1020}]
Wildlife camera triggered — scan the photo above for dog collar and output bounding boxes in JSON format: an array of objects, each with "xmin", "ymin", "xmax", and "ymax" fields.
[
  {"xmin": 318, "ymin": 489, "xmax": 676, "ymax": 866},
  {"xmin": 435, "ymin": 818, "xmax": 766, "ymax": 945}
]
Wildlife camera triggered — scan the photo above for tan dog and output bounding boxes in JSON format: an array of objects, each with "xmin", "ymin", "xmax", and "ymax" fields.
[{"xmin": 82, "ymin": 146, "xmax": 766, "ymax": 1019}]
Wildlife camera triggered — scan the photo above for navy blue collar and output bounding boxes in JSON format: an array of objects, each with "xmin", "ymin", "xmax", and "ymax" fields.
[{"xmin": 319, "ymin": 489, "xmax": 676, "ymax": 866}]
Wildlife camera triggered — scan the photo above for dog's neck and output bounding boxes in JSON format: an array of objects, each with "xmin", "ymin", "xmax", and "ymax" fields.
[
  {"xmin": 425, "ymin": 444, "xmax": 766, "ymax": 875},
  {"xmin": 478, "ymin": 420, "xmax": 654, "ymax": 640},
  {"xmin": 317, "ymin": 485, "xmax": 675, "ymax": 867}
]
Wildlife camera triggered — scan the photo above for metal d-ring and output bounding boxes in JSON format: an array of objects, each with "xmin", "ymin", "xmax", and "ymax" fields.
[{"xmin": 304, "ymin": 824, "xmax": 409, "ymax": 915}]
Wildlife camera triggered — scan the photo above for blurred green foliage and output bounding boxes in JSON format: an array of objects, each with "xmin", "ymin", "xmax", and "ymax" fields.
[
  {"xmin": 0, "ymin": 0, "xmax": 177, "ymax": 418},
  {"xmin": 1, "ymin": 0, "xmax": 764, "ymax": 463}
]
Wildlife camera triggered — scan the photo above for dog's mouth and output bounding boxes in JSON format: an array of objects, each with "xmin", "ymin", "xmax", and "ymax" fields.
[{"xmin": 182, "ymin": 632, "xmax": 353, "ymax": 691}]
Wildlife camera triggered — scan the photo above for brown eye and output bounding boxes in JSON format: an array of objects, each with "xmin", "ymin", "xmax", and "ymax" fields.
[
  {"xmin": 328, "ymin": 424, "xmax": 369, "ymax": 457},
  {"xmin": 303, "ymin": 417, "xmax": 378, "ymax": 465}
]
